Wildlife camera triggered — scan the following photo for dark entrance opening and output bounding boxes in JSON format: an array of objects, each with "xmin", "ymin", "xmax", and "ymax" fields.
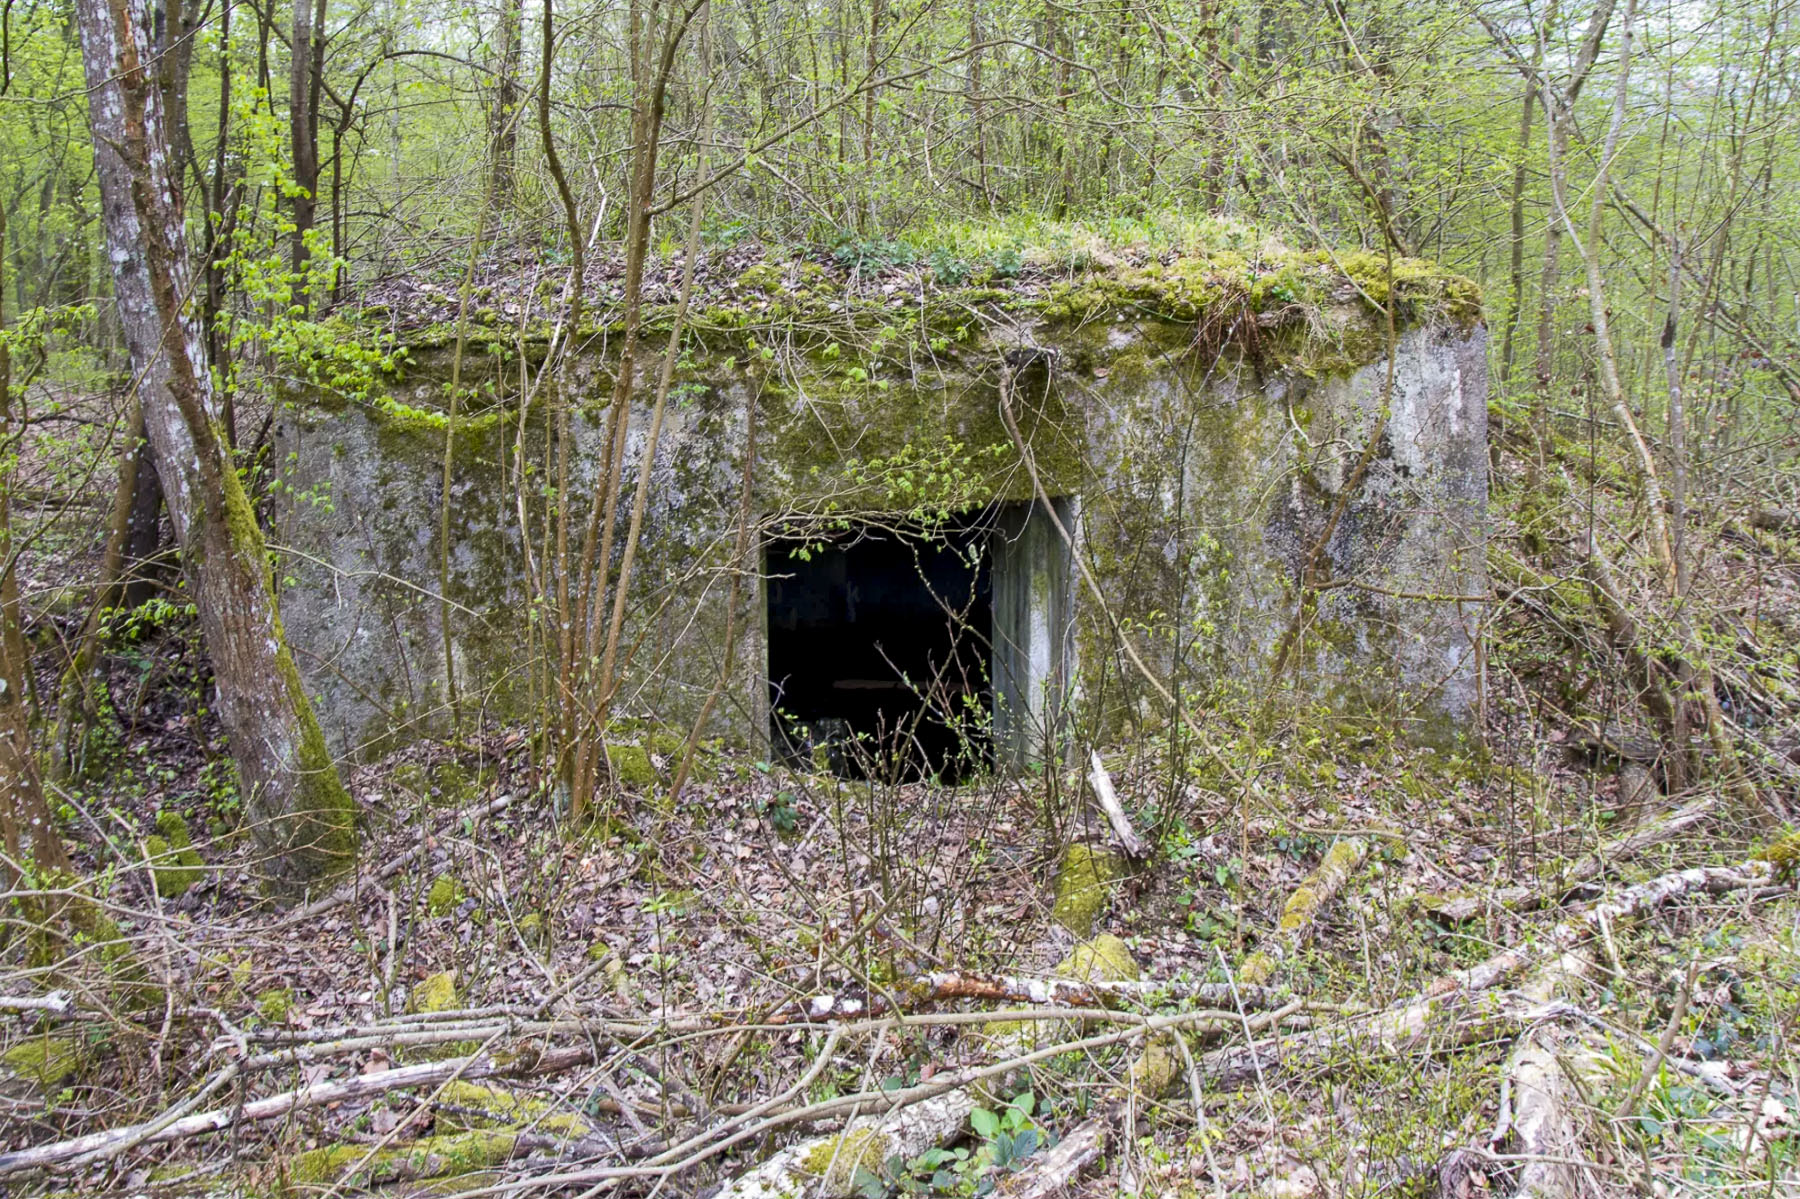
[{"xmin": 766, "ymin": 519, "xmax": 992, "ymax": 781}]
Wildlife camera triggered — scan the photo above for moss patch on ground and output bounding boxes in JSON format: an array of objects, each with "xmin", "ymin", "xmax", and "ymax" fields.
[
  {"xmin": 1051, "ymin": 844, "xmax": 1126, "ymax": 935},
  {"xmin": 257, "ymin": 987, "xmax": 296, "ymax": 1024},
  {"xmin": 0, "ymin": 1034, "xmax": 90, "ymax": 1091},
  {"xmin": 1055, "ymin": 933, "xmax": 1140, "ymax": 982},
  {"xmin": 405, "ymin": 970, "xmax": 476, "ymax": 1060},
  {"xmin": 145, "ymin": 811, "xmax": 204, "ymax": 898},
  {"xmin": 607, "ymin": 744, "xmax": 657, "ymax": 789},
  {"xmin": 426, "ymin": 874, "xmax": 463, "ymax": 917}
]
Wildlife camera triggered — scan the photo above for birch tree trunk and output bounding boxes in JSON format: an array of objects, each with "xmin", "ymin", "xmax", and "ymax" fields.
[{"xmin": 74, "ymin": 0, "xmax": 356, "ymax": 889}]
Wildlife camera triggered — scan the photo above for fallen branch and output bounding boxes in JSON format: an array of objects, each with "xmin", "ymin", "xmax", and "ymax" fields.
[
  {"xmin": 1204, "ymin": 859, "xmax": 1778, "ymax": 1091},
  {"xmin": 1088, "ymin": 751, "xmax": 1148, "ymax": 858},
  {"xmin": 1238, "ymin": 839, "xmax": 1369, "ymax": 986},
  {"xmin": 1418, "ymin": 793, "xmax": 1728, "ymax": 922},
  {"xmin": 0, "ymin": 991, "xmax": 72, "ymax": 1017},
  {"xmin": 0, "ymin": 1044, "xmax": 594, "ymax": 1177},
  {"xmin": 715, "ymin": 1091, "xmax": 976, "ymax": 1199}
]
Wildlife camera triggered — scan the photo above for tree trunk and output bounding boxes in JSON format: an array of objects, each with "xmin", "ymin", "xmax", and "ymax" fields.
[
  {"xmin": 75, "ymin": 0, "xmax": 356, "ymax": 890},
  {"xmin": 488, "ymin": 0, "xmax": 523, "ymax": 200},
  {"xmin": 289, "ymin": 0, "xmax": 321, "ymax": 287}
]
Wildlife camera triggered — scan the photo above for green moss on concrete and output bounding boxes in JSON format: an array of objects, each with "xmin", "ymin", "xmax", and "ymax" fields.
[
  {"xmin": 1051, "ymin": 844, "xmax": 1125, "ymax": 935},
  {"xmin": 426, "ymin": 875, "xmax": 463, "ymax": 917},
  {"xmin": 797, "ymin": 1127, "xmax": 890, "ymax": 1190}
]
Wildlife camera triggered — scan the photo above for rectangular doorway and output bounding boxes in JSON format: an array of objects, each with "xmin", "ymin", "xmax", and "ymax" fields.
[{"xmin": 763, "ymin": 499, "xmax": 1073, "ymax": 780}]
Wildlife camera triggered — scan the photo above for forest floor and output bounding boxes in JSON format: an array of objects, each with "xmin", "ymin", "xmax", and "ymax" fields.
[{"xmin": 3, "ymin": 640, "xmax": 1796, "ymax": 1197}]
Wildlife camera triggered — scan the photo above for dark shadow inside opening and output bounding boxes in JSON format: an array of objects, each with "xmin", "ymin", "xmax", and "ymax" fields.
[{"xmin": 766, "ymin": 518, "xmax": 992, "ymax": 781}]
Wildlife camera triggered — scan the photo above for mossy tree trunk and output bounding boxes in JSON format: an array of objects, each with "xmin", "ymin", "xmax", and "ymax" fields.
[{"xmin": 75, "ymin": 0, "xmax": 355, "ymax": 889}]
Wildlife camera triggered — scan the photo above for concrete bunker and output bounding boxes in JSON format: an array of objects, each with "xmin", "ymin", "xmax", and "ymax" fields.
[
  {"xmin": 764, "ymin": 499, "xmax": 1074, "ymax": 780},
  {"xmin": 272, "ymin": 243, "xmax": 1490, "ymax": 761}
]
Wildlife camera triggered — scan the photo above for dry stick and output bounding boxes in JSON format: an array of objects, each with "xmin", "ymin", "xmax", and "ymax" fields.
[
  {"xmin": 1088, "ymin": 750, "xmax": 1147, "ymax": 858},
  {"xmin": 36, "ymin": 866, "xmax": 1770, "ymax": 1182},
  {"xmin": 1613, "ymin": 953, "xmax": 1697, "ymax": 1124},
  {"xmin": 444, "ymin": 1005, "xmax": 1299, "ymax": 1199},
  {"xmin": 539, "ymin": 0, "xmax": 584, "ymax": 794},
  {"xmin": 1, "ymin": 1004, "xmax": 1254, "ymax": 1183},
  {"xmin": 1557, "ymin": 0, "xmax": 1677, "ymax": 592},
  {"xmin": 0, "ymin": 1044, "xmax": 591, "ymax": 1177}
]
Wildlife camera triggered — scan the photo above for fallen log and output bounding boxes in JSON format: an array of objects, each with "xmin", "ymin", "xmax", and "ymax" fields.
[
  {"xmin": 1489, "ymin": 1027, "xmax": 1604, "ymax": 1199},
  {"xmin": 996, "ymin": 1117, "xmax": 1107, "ymax": 1198},
  {"xmin": 0, "ymin": 1043, "xmax": 593, "ymax": 1177},
  {"xmin": 714, "ymin": 1091, "xmax": 977, "ymax": 1199},
  {"xmin": 1238, "ymin": 838, "xmax": 1369, "ymax": 986}
]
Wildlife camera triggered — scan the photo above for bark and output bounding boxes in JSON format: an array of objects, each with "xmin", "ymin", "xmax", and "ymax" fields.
[
  {"xmin": 487, "ymin": 0, "xmax": 523, "ymax": 199},
  {"xmin": 288, "ymin": 0, "xmax": 321, "ymax": 285},
  {"xmin": 119, "ymin": 431, "xmax": 167, "ymax": 609},
  {"xmin": 75, "ymin": 0, "xmax": 356, "ymax": 888}
]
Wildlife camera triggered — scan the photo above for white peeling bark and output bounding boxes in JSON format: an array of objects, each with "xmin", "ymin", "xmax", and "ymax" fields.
[
  {"xmin": 73, "ymin": 0, "xmax": 355, "ymax": 888},
  {"xmin": 716, "ymin": 1091, "xmax": 977, "ymax": 1199}
]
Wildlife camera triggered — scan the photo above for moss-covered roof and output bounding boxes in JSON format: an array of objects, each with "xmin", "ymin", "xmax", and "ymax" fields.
[{"xmin": 336, "ymin": 230, "xmax": 1481, "ymax": 353}]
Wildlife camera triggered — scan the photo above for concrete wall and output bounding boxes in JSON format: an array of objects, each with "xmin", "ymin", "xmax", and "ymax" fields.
[{"xmin": 273, "ymin": 299, "xmax": 1486, "ymax": 760}]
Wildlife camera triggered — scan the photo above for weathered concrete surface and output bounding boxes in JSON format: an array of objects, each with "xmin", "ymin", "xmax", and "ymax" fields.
[{"xmin": 273, "ymin": 257, "xmax": 1486, "ymax": 759}]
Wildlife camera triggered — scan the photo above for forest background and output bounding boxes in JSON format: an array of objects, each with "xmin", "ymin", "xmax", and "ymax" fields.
[{"xmin": 1, "ymin": 0, "xmax": 1799, "ymax": 1193}]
